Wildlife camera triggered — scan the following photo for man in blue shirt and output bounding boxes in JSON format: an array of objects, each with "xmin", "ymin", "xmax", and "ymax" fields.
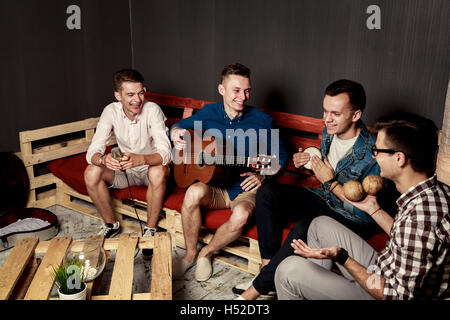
[{"xmin": 170, "ymin": 63, "xmax": 288, "ymax": 282}]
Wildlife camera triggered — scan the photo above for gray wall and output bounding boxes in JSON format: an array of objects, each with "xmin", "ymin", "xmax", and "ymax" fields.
[
  {"xmin": 132, "ymin": 0, "xmax": 450, "ymax": 124},
  {"xmin": 1, "ymin": 0, "xmax": 449, "ymax": 152},
  {"xmin": 0, "ymin": 0, "xmax": 132, "ymax": 152}
]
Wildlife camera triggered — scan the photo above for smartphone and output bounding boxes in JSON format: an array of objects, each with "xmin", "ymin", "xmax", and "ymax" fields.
[{"xmin": 111, "ymin": 147, "xmax": 123, "ymax": 160}]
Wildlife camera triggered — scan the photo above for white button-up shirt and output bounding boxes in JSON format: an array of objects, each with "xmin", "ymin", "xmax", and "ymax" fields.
[{"xmin": 86, "ymin": 101, "xmax": 172, "ymax": 166}]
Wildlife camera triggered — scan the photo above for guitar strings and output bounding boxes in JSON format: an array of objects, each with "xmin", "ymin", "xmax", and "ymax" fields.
[
  {"xmin": 181, "ymin": 153, "xmax": 249, "ymax": 166},
  {"xmin": 179, "ymin": 152, "xmax": 269, "ymax": 168}
]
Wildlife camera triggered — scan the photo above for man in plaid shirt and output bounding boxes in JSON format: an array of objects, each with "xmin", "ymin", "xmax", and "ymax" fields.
[{"xmin": 274, "ymin": 112, "xmax": 450, "ymax": 299}]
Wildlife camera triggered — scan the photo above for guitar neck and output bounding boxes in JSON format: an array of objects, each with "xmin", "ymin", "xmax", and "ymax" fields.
[{"xmin": 184, "ymin": 153, "xmax": 251, "ymax": 168}]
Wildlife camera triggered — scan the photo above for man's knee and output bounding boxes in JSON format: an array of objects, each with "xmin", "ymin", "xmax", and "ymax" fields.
[
  {"xmin": 183, "ymin": 182, "xmax": 209, "ymax": 208},
  {"xmin": 84, "ymin": 164, "xmax": 103, "ymax": 186},
  {"xmin": 308, "ymin": 216, "xmax": 337, "ymax": 240},
  {"xmin": 276, "ymin": 256, "xmax": 305, "ymax": 278},
  {"xmin": 275, "ymin": 255, "xmax": 310, "ymax": 294},
  {"xmin": 229, "ymin": 202, "xmax": 253, "ymax": 232},
  {"xmin": 148, "ymin": 165, "xmax": 169, "ymax": 186}
]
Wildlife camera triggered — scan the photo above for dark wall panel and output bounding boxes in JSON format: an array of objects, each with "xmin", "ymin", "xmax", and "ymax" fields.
[
  {"xmin": 1, "ymin": 0, "xmax": 448, "ymax": 153},
  {"xmin": 0, "ymin": 0, "xmax": 132, "ymax": 152},
  {"xmin": 132, "ymin": 0, "xmax": 449, "ymax": 128},
  {"xmin": 132, "ymin": 0, "xmax": 217, "ymax": 98}
]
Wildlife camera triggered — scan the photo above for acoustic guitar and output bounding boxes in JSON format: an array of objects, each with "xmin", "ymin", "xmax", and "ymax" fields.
[{"xmin": 173, "ymin": 129, "xmax": 280, "ymax": 188}]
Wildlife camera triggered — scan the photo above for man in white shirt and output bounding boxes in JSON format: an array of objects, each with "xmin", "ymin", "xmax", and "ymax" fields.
[{"xmin": 84, "ymin": 69, "xmax": 172, "ymax": 253}]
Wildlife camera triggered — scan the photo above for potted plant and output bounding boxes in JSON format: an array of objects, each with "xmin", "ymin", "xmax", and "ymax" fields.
[{"xmin": 51, "ymin": 258, "xmax": 88, "ymax": 300}]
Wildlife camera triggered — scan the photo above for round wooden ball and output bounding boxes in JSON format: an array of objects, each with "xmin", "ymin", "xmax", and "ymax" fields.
[
  {"xmin": 362, "ymin": 175, "xmax": 384, "ymax": 195},
  {"xmin": 343, "ymin": 180, "xmax": 365, "ymax": 202}
]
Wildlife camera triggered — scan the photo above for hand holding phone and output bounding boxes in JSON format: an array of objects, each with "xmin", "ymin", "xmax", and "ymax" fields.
[{"xmin": 111, "ymin": 147, "xmax": 123, "ymax": 160}]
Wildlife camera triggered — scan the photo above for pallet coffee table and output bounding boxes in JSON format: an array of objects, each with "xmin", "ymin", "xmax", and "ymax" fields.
[{"xmin": 0, "ymin": 232, "xmax": 172, "ymax": 300}]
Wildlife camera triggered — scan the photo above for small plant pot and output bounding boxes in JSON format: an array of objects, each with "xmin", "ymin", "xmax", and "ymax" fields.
[{"xmin": 58, "ymin": 283, "xmax": 87, "ymax": 300}]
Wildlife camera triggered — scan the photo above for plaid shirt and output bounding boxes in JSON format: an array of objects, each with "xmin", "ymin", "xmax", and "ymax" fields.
[{"xmin": 376, "ymin": 175, "xmax": 450, "ymax": 300}]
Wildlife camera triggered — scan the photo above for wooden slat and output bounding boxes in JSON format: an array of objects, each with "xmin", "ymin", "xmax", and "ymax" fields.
[
  {"xmin": 22, "ymin": 141, "xmax": 92, "ymax": 166},
  {"xmin": 19, "ymin": 118, "xmax": 99, "ymax": 143},
  {"xmin": 0, "ymin": 237, "xmax": 39, "ymax": 300},
  {"xmin": 9, "ymin": 257, "xmax": 41, "ymax": 300},
  {"xmin": 214, "ymin": 256, "xmax": 249, "ymax": 272},
  {"xmin": 19, "ymin": 140, "xmax": 32, "ymax": 157},
  {"xmin": 85, "ymin": 128, "xmax": 95, "ymax": 142},
  {"xmin": 150, "ymin": 232, "xmax": 172, "ymax": 300},
  {"xmin": 286, "ymin": 136, "xmax": 321, "ymax": 150},
  {"xmin": 29, "ymin": 172, "xmax": 56, "ymax": 189},
  {"xmin": 197, "ymin": 232, "xmax": 260, "ymax": 263},
  {"xmin": 111, "ymin": 198, "xmax": 148, "ymax": 222},
  {"xmin": 35, "ymin": 234, "xmax": 154, "ymax": 254},
  {"xmin": 145, "ymin": 92, "xmax": 212, "ymax": 110},
  {"xmin": 267, "ymin": 110, "xmax": 324, "ymax": 133},
  {"xmin": 24, "ymin": 237, "xmax": 72, "ymax": 300},
  {"xmin": 27, "ymin": 195, "xmax": 56, "ymax": 209},
  {"xmin": 91, "ymin": 292, "xmax": 151, "ymax": 300},
  {"xmin": 108, "ymin": 233, "xmax": 138, "ymax": 300},
  {"xmin": 36, "ymin": 189, "xmax": 56, "ymax": 201},
  {"xmin": 33, "ymin": 137, "xmax": 87, "ymax": 154},
  {"xmin": 60, "ymin": 196, "xmax": 102, "ymax": 220}
]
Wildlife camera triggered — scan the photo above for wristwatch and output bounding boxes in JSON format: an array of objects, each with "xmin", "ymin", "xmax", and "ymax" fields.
[
  {"xmin": 322, "ymin": 177, "xmax": 337, "ymax": 191},
  {"xmin": 333, "ymin": 248, "xmax": 349, "ymax": 265},
  {"xmin": 99, "ymin": 155, "xmax": 104, "ymax": 166}
]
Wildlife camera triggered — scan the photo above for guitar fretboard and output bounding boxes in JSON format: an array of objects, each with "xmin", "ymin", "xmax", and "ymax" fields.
[{"xmin": 182, "ymin": 153, "xmax": 250, "ymax": 167}]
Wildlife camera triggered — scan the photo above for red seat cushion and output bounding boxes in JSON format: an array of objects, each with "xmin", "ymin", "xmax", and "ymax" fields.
[
  {"xmin": 163, "ymin": 187, "xmax": 186, "ymax": 212},
  {"xmin": 47, "ymin": 147, "xmax": 113, "ymax": 196},
  {"xmin": 111, "ymin": 186, "xmax": 147, "ymax": 201},
  {"xmin": 367, "ymin": 232, "xmax": 389, "ymax": 252},
  {"xmin": 47, "ymin": 152, "xmax": 90, "ymax": 195},
  {"xmin": 203, "ymin": 209, "xmax": 232, "ymax": 230}
]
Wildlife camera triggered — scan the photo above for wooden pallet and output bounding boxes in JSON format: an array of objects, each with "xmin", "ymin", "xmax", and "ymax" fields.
[
  {"xmin": 17, "ymin": 117, "xmax": 116, "ymax": 209},
  {"xmin": 0, "ymin": 232, "xmax": 172, "ymax": 300}
]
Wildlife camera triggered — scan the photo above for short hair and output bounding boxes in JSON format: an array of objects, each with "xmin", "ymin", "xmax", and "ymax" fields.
[
  {"xmin": 373, "ymin": 112, "xmax": 439, "ymax": 176},
  {"xmin": 221, "ymin": 63, "xmax": 251, "ymax": 83},
  {"xmin": 325, "ymin": 79, "xmax": 366, "ymax": 112},
  {"xmin": 113, "ymin": 69, "xmax": 145, "ymax": 92}
]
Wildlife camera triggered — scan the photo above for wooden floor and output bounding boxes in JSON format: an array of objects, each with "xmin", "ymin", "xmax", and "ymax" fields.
[{"xmin": 0, "ymin": 204, "xmax": 255, "ymax": 300}]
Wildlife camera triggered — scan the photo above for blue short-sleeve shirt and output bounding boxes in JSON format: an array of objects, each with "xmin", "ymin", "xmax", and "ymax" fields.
[{"xmin": 172, "ymin": 102, "xmax": 288, "ymax": 200}]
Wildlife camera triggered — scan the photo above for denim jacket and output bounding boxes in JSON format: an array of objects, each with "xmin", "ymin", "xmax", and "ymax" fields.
[{"xmin": 307, "ymin": 121, "xmax": 380, "ymax": 225}]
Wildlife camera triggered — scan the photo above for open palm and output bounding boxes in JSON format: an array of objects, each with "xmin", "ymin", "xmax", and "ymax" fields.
[{"xmin": 291, "ymin": 239, "xmax": 340, "ymax": 260}]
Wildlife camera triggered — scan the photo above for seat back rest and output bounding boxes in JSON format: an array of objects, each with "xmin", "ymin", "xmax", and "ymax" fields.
[{"xmin": 144, "ymin": 92, "xmax": 325, "ymax": 187}]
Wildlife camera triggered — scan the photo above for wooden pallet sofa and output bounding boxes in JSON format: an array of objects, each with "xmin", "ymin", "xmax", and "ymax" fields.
[{"xmin": 18, "ymin": 92, "xmax": 388, "ymax": 275}]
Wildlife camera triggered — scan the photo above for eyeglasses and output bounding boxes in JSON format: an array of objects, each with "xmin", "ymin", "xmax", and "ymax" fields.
[{"xmin": 371, "ymin": 145, "xmax": 410, "ymax": 158}]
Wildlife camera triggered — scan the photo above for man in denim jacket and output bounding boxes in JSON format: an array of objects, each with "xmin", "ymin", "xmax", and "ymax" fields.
[
  {"xmin": 311, "ymin": 118, "xmax": 379, "ymax": 226},
  {"xmin": 234, "ymin": 79, "xmax": 396, "ymax": 300}
]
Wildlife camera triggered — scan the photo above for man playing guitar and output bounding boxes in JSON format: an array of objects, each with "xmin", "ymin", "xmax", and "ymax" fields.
[{"xmin": 170, "ymin": 63, "xmax": 288, "ymax": 282}]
